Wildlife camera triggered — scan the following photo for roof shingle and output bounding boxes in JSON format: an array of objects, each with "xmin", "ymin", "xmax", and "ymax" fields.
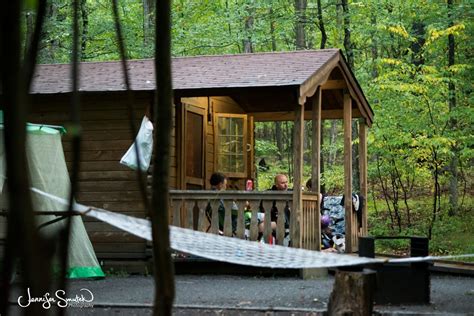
[{"xmin": 30, "ymin": 49, "xmax": 340, "ymax": 94}]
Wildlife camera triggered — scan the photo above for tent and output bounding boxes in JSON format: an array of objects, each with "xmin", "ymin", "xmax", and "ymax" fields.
[{"xmin": 0, "ymin": 121, "xmax": 105, "ymax": 279}]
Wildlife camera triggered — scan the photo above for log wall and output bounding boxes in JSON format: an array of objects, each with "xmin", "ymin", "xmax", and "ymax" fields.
[
  {"xmin": 23, "ymin": 93, "xmax": 248, "ymax": 261},
  {"xmin": 30, "ymin": 92, "xmax": 163, "ymax": 260}
]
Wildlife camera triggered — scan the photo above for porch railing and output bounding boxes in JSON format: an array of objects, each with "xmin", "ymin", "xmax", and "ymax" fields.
[
  {"xmin": 169, "ymin": 190, "xmax": 320, "ymax": 249},
  {"xmin": 301, "ymin": 192, "xmax": 321, "ymax": 251}
]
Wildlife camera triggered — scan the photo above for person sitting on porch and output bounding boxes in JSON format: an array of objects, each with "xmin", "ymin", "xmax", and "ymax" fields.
[
  {"xmin": 210, "ymin": 172, "xmax": 227, "ymax": 191},
  {"xmin": 205, "ymin": 172, "xmax": 237, "ymax": 235},
  {"xmin": 257, "ymin": 174, "xmax": 289, "ymax": 243},
  {"xmin": 271, "ymin": 174, "xmax": 289, "ymax": 191},
  {"xmin": 243, "ymin": 206, "xmax": 265, "ymax": 240},
  {"xmin": 270, "ymin": 174, "xmax": 290, "ymax": 228},
  {"xmin": 321, "ymin": 215, "xmax": 337, "ymax": 253}
]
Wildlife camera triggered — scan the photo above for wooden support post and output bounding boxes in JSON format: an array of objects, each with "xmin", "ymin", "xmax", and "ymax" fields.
[
  {"xmin": 343, "ymin": 93, "xmax": 353, "ymax": 253},
  {"xmin": 311, "ymin": 88, "xmax": 321, "ymax": 251},
  {"xmin": 177, "ymin": 99, "xmax": 185, "ymax": 190},
  {"xmin": 223, "ymin": 201, "xmax": 233, "ymax": 237},
  {"xmin": 359, "ymin": 121, "xmax": 368, "ymax": 236},
  {"xmin": 292, "ymin": 101, "xmax": 304, "ymax": 248},
  {"xmin": 327, "ymin": 269, "xmax": 376, "ymax": 316},
  {"xmin": 248, "ymin": 115, "xmax": 255, "ymax": 180}
]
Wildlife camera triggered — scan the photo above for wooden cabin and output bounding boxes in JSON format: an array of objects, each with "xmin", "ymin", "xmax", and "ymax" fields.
[{"xmin": 28, "ymin": 49, "xmax": 374, "ymax": 267}]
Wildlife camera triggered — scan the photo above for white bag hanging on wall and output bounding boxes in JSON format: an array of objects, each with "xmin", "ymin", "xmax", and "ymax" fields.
[{"xmin": 120, "ymin": 116, "xmax": 154, "ymax": 171}]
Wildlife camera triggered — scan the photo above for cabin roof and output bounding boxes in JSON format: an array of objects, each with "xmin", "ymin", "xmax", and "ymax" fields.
[{"xmin": 31, "ymin": 49, "xmax": 373, "ymax": 124}]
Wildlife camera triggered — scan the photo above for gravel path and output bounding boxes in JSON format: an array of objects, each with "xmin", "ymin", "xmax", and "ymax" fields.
[{"xmin": 7, "ymin": 274, "xmax": 474, "ymax": 315}]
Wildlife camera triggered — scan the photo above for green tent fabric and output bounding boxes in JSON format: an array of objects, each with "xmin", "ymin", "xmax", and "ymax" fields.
[{"xmin": 0, "ymin": 125, "xmax": 105, "ymax": 279}]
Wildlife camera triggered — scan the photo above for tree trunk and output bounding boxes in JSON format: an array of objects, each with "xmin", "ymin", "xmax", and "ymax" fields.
[
  {"xmin": 320, "ymin": 121, "xmax": 326, "ymax": 194},
  {"xmin": 294, "ymin": 0, "xmax": 307, "ymax": 50},
  {"xmin": 286, "ymin": 122, "xmax": 293, "ymax": 181},
  {"xmin": 376, "ymin": 156, "xmax": 395, "ymax": 230},
  {"xmin": 370, "ymin": 12, "xmax": 378, "ymax": 78},
  {"xmin": 23, "ymin": 0, "xmax": 47, "ymax": 89},
  {"xmin": 224, "ymin": 0, "xmax": 240, "ymax": 52},
  {"xmin": 316, "ymin": 0, "xmax": 327, "ymax": 49},
  {"xmin": 447, "ymin": 0, "xmax": 458, "ymax": 216},
  {"xmin": 80, "ymin": 0, "xmax": 88, "ymax": 60},
  {"xmin": 143, "ymin": 0, "xmax": 155, "ymax": 48},
  {"xmin": 0, "ymin": 2, "xmax": 52, "ymax": 315},
  {"xmin": 410, "ymin": 5, "xmax": 425, "ymax": 64},
  {"xmin": 275, "ymin": 121, "xmax": 283, "ymax": 161},
  {"xmin": 39, "ymin": 2, "xmax": 58, "ymax": 63},
  {"xmin": 390, "ymin": 171, "xmax": 402, "ymax": 232},
  {"xmin": 263, "ymin": 122, "xmax": 270, "ymax": 139},
  {"xmin": 411, "ymin": 21, "xmax": 425, "ymax": 68},
  {"xmin": 270, "ymin": 7, "xmax": 277, "ymax": 51},
  {"xmin": 269, "ymin": 9, "xmax": 283, "ymax": 161},
  {"xmin": 341, "ymin": 0, "xmax": 359, "ymax": 192},
  {"xmin": 335, "ymin": 1, "xmax": 343, "ymax": 45},
  {"xmin": 303, "ymin": 121, "xmax": 310, "ymax": 163},
  {"xmin": 352, "ymin": 122, "xmax": 360, "ymax": 192},
  {"xmin": 341, "ymin": 0, "xmax": 354, "ymax": 68},
  {"xmin": 152, "ymin": 0, "xmax": 175, "ymax": 314},
  {"xmin": 243, "ymin": 2, "xmax": 254, "ymax": 53},
  {"xmin": 327, "ymin": 269, "xmax": 376, "ymax": 316},
  {"xmin": 328, "ymin": 120, "xmax": 338, "ymax": 166},
  {"xmin": 448, "ymin": 153, "xmax": 458, "ymax": 216},
  {"xmin": 24, "ymin": 11, "xmax": 34, "ymax": 56},
  {"xmin": 428, "ymin": 149, "xmax": 441, "ymax": 240}
]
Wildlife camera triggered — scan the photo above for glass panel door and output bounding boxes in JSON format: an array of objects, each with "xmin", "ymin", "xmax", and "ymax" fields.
[{"xmin": 184, "ymin": 104, "xmax": 206, "ymax": 189}]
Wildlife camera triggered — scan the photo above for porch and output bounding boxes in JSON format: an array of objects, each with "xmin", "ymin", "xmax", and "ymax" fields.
[{"xmin": 170, "ymin": 50, "xmax": 373, "ymax": 253}]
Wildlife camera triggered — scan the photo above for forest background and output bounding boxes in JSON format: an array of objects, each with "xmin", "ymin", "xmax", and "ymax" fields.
[{"xmin": 25, "ymin": 0, "xmax": 472, "ymax": 256}]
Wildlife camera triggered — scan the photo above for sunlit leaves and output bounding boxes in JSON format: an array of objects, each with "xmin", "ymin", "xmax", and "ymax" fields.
[
  {"xmin": 386, "ymin": 25, "xmax": 410, "ymax": 39},
  {"xmin": 27, "ymin": 0, "xmax": 472, "ymax": 204},
  {"xmin": 426, "ymin": 23, "xmax": 466, "ymax": 46}
]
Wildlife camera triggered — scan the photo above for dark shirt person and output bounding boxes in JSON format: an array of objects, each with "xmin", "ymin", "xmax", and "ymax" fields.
[
  {"xmin": 270, "ymin": 174, "xmax": 290, "ymax": 227},
  {"xmin": 258, "ymin": 174, "xmax": 290, "ymax": 243},
  {"xmin": 205, "ymin": 172, "xmax": 237, "ymax": 234},
  {"xmin": 205, "ymin": 172, "xmax": 226, "ymax": 233}
]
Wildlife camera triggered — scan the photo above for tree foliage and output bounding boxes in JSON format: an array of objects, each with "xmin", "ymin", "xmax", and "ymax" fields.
[{"xmin": 25, "ymin": 0, "xmax": 473, "ymax": 241}]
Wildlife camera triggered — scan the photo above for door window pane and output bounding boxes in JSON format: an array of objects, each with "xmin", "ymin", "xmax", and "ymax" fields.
[{"xmin": 216, "ymin": 115, "xmax": 246, "ymax": 175}]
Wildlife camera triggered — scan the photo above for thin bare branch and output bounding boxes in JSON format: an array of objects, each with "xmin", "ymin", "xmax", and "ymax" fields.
[{"xmin": 23, "ymin": 0, "xmax": 47, "ymax": 90}]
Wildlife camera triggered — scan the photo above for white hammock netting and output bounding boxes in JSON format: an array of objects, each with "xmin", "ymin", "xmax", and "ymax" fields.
[{"xmin": 32, "ymin": 188, "xmax": 474, "ymax": 269}]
